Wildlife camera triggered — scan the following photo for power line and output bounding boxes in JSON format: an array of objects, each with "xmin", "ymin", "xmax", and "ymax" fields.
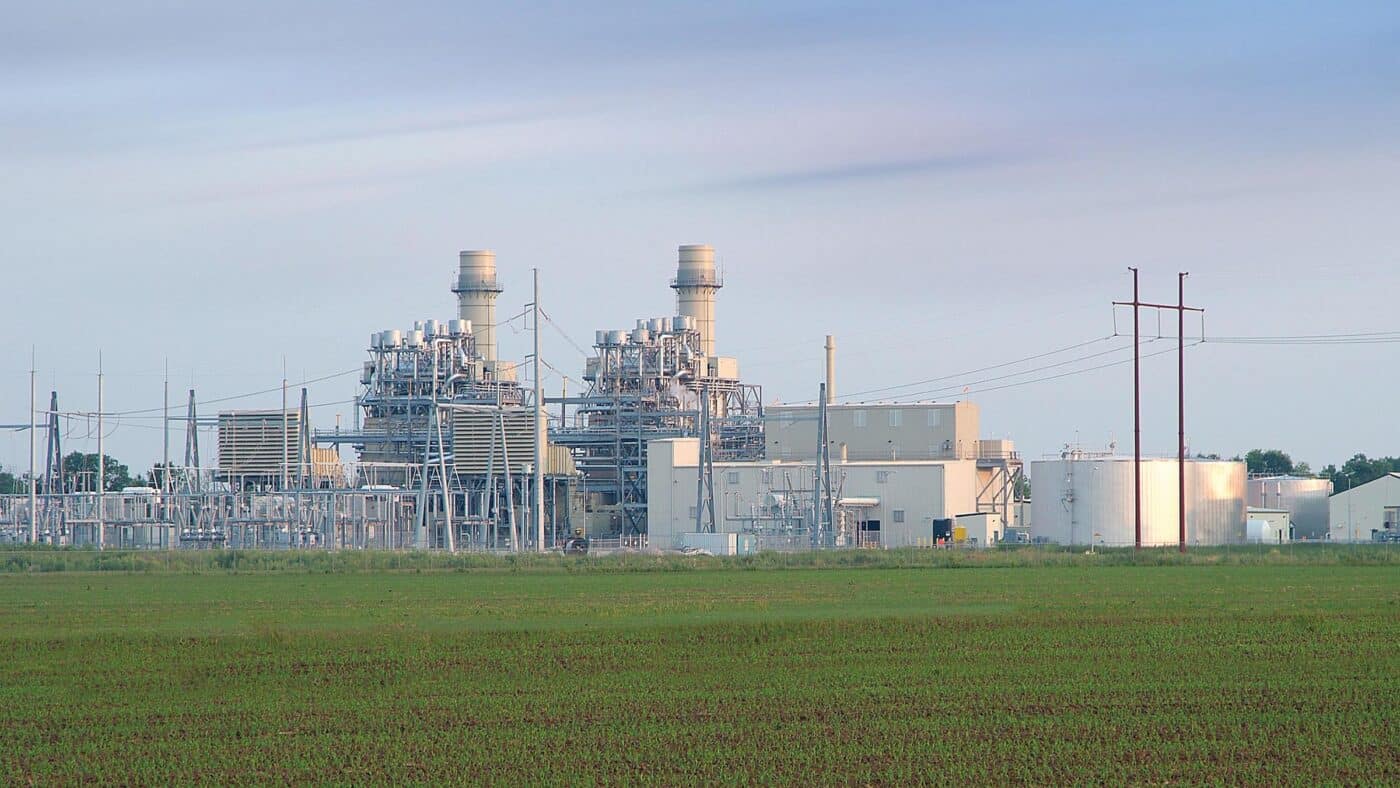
[
  {"xmin": 538, "ymin": 308, "xmax": 592, "ymax": 361},
  {"xmin": 840, "ymin": 335, "xmax": 1122, "ymax": 401}
]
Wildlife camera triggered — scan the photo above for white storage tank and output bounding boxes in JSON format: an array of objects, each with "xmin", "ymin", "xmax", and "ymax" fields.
[
  {"xmin": 1247, "ymin": 476, "xmax": 1332, "ymax": 539},
  {"xmin": 1030, "ymin": 457, "xmax": 1247, "ymax": 546}
]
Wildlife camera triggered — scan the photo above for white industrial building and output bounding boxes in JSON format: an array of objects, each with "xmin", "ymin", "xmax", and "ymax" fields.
[
  {"xmin": 1247, "ymin": 475, "xmax": 1332, "ymax": 540},
  {"xmin": 763, "ymin": 401, "xmax": 1022, "ymax": 530},
  {"xmin": 1327, "ymin": 473, "xmax": 1400, "ymax": 542},
  {"xmin": 1030, "ymin": 455, "xmax": 1247, "ymax": 546},
  {"xmin": 647, "ymin": 437, "xmax": 981, "ymax": 550},
  {"xmin": 1247, "ymin": 508, "xmax": 1290, "ymax": 544}
]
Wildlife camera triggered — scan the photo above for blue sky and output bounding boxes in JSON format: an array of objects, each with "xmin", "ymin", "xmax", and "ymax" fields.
[{"xmin": 2, "ymin": 1, "xmax": 1398, "ymax": 474}]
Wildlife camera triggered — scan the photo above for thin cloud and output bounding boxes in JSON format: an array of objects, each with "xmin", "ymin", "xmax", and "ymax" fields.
[{"xmin": 692, "ymin": 151, "xmax": 1034, "ymax": 192}]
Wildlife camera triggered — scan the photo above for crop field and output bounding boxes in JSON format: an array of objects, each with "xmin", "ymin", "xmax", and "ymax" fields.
[{"xmin": 0, "ymin": 556, "xmax": 1396, "ymax": 783}]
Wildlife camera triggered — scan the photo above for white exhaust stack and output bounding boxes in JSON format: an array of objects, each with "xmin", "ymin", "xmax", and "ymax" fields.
[
  {"xmin": 825, "ymin": 334, "xmax": 836, "ymax": 403},
  {"xmin": 454, "ymin": 250, "xmax": 502, "ymax": 365},
  {"xmin": 671, "ymin": 244, "xmax": 721, "ymax": 356}
]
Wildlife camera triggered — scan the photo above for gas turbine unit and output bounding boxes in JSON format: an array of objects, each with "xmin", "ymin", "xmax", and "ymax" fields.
[{"xmin": 551, "ymin": 244, "xmax": 764, "ymax": 536}]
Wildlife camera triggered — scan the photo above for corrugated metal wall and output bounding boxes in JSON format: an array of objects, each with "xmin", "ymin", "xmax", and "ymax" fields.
[{"xmin": 1030, "ymin": 458, "xmax": 1246, "ymax": 546}]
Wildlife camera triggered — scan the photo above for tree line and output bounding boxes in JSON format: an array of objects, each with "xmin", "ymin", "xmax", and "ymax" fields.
[
  {"xmin": 0, "ymin": 452, "xmax": 148, "ymax": 494},
  {"xmin": 1204, "ymin": 448, "xmax": 1400, "ymax": 492}
]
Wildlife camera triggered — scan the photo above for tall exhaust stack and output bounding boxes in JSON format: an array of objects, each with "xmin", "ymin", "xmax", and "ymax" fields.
[
  {"xmin": 672, "ymin": 244, "xmax": 721, "ymax": 356},
  {"xmin": 825, "ymin": 334, "xmax": 836, "ymax": 403},
  {"xmin": 453, "ymin": 250, "xmax": 502, "ymax": 365}
]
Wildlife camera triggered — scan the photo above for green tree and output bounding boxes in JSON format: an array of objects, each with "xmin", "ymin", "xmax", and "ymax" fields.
[
  {"xmin": 1244, "ymin": 449, "xmax": 1293, "ymax": 476},
  {"xmin": 1325, "ymin": 454, "xmax": 1400, "ymax": 491},
  {"xmin": 0, "ymin": 465, "xmax": 26, "ymax": 494},
  {"xmin": 60, "ymin": 452, "xmax": 142, "ymax": 492}
]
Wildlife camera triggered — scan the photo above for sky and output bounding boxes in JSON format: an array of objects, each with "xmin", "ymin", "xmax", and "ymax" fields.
[{"xmin": 2, "ymin": 0, "xmax": 1398, "ymax": 477}]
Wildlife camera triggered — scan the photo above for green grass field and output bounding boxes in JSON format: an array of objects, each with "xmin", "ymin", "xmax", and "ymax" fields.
[{"xmin": 1, "ymin": 556, "xmax": 1396, "ymax": 783}]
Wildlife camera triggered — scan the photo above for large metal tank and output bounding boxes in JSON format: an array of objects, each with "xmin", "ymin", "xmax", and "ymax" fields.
[
  {"xmin": 1030, "ymin": 457, "xmax": 1247, "ymax": 546},
  {"xmin": 1247, "ymin": 476, "xmax": 1332, "ymax": 539}
]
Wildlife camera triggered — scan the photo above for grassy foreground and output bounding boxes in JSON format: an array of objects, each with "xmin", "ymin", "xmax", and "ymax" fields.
[{"xmin": 0, "ymin": 562, "xmax": 1396, "ymax": 783}]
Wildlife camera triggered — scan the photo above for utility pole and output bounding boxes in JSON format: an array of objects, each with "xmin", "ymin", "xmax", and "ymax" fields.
[
  {"xmin": 28, "ymin": 347, "xmax": 36, "ymax": 544},
  {"xmin": 1114, "ymin": 268, "xmax": 1143, "ymax": 548},
  {"xmin": 96, "ymin": 352, "xmax": 104, "ymax": 551},
  {"xmin": 1114, "ymin": 271, "xmax": 1203, "ymax": 550},
  {"xmin": 532, "ymin": 268, "xmax": 544, "ymax": 552},
  {"xmin": 281, "ymin": 358, "xmax": 289, "ymax": 492},
  {"xmin": 163, "ymin": 358, "xmax": 170, "ymax": 495},
  {"xmin": 1177, "ymin": 272, "xmax": 1188, "ymax": 554}
]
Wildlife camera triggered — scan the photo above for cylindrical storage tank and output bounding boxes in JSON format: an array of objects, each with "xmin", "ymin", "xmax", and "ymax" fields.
[
  {"xmin": 405, "ymin": 329, "xmax": 424, "ymax": 347},
  {"xmin": 671, "ymin": 244, "xmax": 720, "ymax": 355},
  {"xmin": 384, "ymin": 329, "xmax": 403, "ymax": 347},
  {"xmin": 649, "ymin": 318, "xmax": 666, "ymax": 333},
  {"xmin": 636, "ymin": 319, "xmax": 649, "ymax": 330},
  {"xmin": 606, "ymin": 330, "xmax": 627, "ymax": 345},
  {"xmin": 595, "ymin": 330, "xmax": 608, "ymax": 346},
  {"xmin": 453, "ymin": 250, "xmax": 502, "ymax": 364},
  {"xmin": 1029, "ymin": 458, "xmax": 1247, "ymax": 546},
  {"xmin": 413, "ymin": 320, "xmax": 425, "ymax": 332},
  {"xmin": 370, "ymin": 333, "xmax": 382, "ymax": 349},
  {"xmin": 672, "ymin": 316, "xmax": 688, "ymax": 332},
  {"xmin": 424, "ymin": 319, "xmax": 441, "ymax": 336},
  {"xmin": 448, "ymin": 319, "xmax": 468, "ymax": 336},
  {"xmin": 631, "ymin": 328, "xmax": 650, "ymax": 344},
  {"xmin": 1246, "ymin": 476, "xmax": 1332, "ymax": 540}
]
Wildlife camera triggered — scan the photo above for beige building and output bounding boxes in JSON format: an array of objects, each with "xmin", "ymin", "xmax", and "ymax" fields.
[
  {"xmin": 765, "ymin": 402, "xmax": 980, "ymax": 461},
  {"xmin": 1328, "ymin": 473, "xmax": 1400, "ymax": 542},
  {"xmin": 646, "ymin": 437, "xmax": 981, "ymax": 550},
  {"xmin": 763, "ymin": 401, "xmax": 1021, "ymax": 530}
]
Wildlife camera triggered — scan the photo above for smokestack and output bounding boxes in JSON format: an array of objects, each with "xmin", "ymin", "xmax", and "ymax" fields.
[
  {"xmin": 453, "ymin": 250, "xmax": 502, "ymax": 365},
  {"xmin": 671, "ymin": 244, "xmax": 721, "ymax": 356},
  {"xmin": 824, "ymin": 334, "xmax": 836, "ymax": 404}
]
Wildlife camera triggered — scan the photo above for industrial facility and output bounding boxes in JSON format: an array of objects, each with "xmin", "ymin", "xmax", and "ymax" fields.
[
  {"xmin": 1327, "ymin": 473, "xmax": 1400, "ymax": 542},
  {"xmin": 1030, "ymin": 451, "xmax": 1248, "ymax": 547},
  {"xmin": 1247, "ymin": 475, "xmax": 1332, "ymax": 540},
  {"xmin": 549, "ymin": 244, "xmax": 764, "ymax": 536},
  {"xmin": 7, "ymin": 240, "xmax": 1375, "ymax": 553}
]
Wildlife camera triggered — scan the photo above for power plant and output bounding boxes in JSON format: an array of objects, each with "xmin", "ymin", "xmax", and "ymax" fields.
[{"xmin": 2, "ymin": 240, "xmax": 1372, "ymax": 551}]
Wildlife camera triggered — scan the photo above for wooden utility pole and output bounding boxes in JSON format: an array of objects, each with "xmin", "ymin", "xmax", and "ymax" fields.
[{"xmin": 1115, "ymin": 272, "xmax": 1203, "ymax": 550}]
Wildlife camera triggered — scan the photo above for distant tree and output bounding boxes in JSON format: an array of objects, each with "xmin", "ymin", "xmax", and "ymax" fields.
[
  {"xmin": 1195, "ymin": 453, "xmax": 1221, "ymax": 460},
  {"xmin": 1014, "ymin": 474, "xmax": 1030, "ymax": 500},
  {"xmin": 1244, "ymin": 449, "xmax": 1293, "ymax": 476},
  {"xmin": 1293, "ymin": 462, "xmax": 1312, "ymax": 477},
  {"xmin": 1325, "ymin": 454, "xmax": 1400, "ymax": 492},
  {"xmin": 60, "ymin": 452, "xmax": 140, "ymax": 492},
  {"xmin": 0, "ymin": 465, "xmax": 25, "ymax": 494}
]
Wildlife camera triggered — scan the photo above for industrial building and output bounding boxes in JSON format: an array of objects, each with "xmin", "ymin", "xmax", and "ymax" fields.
[
  {"xmin": 1246, "ymin": 508, "xmax": 1290, "ymax": 544},
  {"xmin": 1030, "ymin": 453, "xmax": 1248, "ymax": 546},
  {"xmin": 1247, "ymin": 475, "xmax": 1332, "ymax": 540},
  {"xmin": 647, "ymin": 437, "xmax": 981, "ymax": 550},
  {"xmin": 1327, "ymin": 473, "xmax": 1400, "ymax": 542},
  {"xmin": 765, "ymin": 400, "xmax": 1022, "ymax": 530},
  {"xmin": 311, "ymin": 249, "xmax": 577, "ymax": 550},
  {"xmin": 549, "ymin": 245, "xmax": 764, "ymax": 537}
]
